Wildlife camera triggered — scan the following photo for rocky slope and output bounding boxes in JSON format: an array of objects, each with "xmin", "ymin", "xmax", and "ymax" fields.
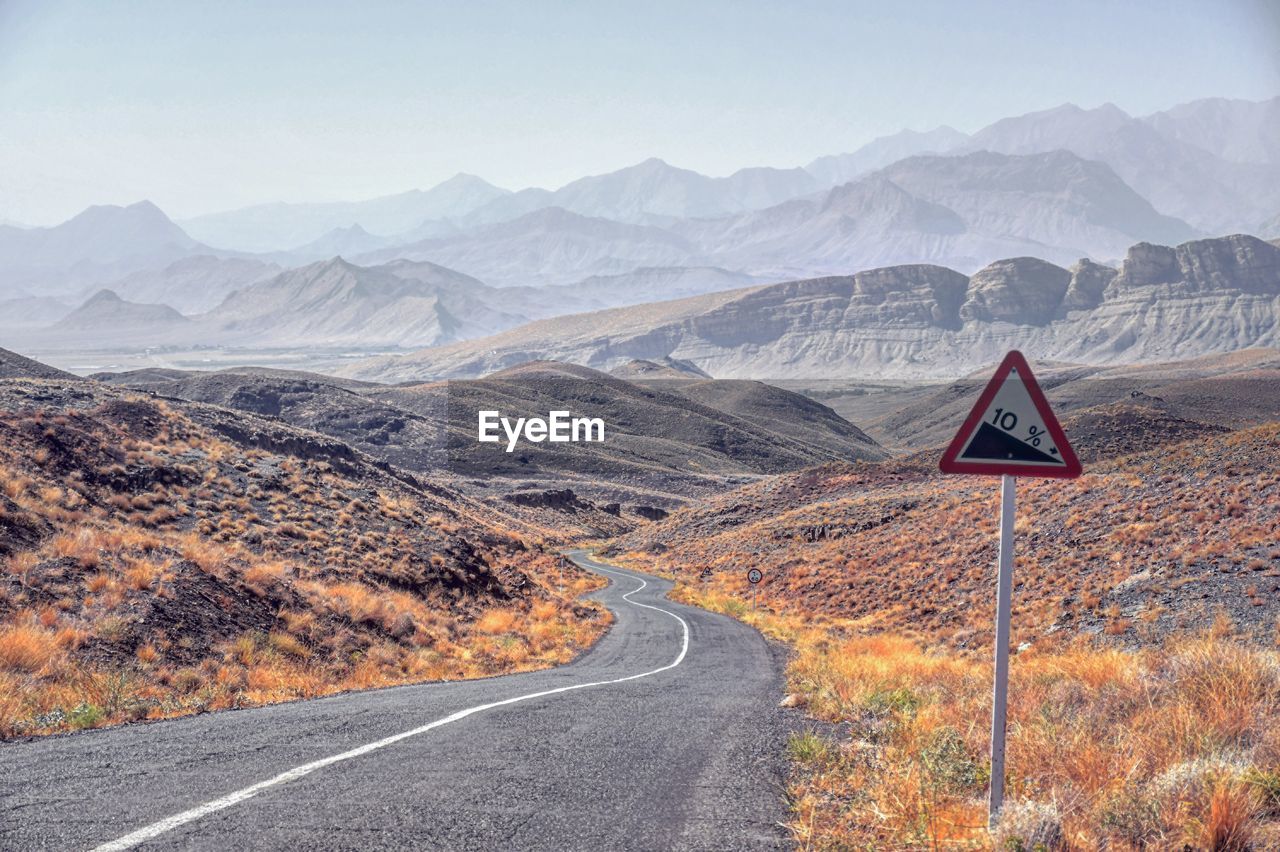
[
  {"xmin": 0, "ymin": 369, "xmax": 610, "ymax": 738},
  {"xmin": 95, "ymin": 360, "xmax": 885, "ymax": 511},
  {"xmin": 339, "ymin": 235, "xmax": 1280, "ymax": 382},
  {"xmin": 0, "ymin": 347, "xmax": 80, "ymax": 381},
  {"xmin": 608, "ymin": 414, "xmax": 1280, "ymax": 646}
]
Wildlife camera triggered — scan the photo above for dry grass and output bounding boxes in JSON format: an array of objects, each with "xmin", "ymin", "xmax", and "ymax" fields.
[
  {"xmin": 677, "ymin": 585, "xmax": 1280, "ymax": 850},
  {"xmin": 0, "ymin": 388, "xmax": 611, "ymax": 739},
  {"xmin": 0, "ymin": 621, "xmax": 62, "ymax": 673},
  {"xmin": 604, "ymin": 423, "xmax": 1280, "ymax": 849}
]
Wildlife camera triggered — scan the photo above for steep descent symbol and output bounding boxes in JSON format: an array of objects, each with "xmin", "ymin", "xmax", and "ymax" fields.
[{"xmin": 939, "ymin": 351, "xmax": 1081, "ymax": 479}]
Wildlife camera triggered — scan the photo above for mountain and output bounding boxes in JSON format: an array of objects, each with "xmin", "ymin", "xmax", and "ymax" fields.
[
  {"xmin": 0, "ymin": 296, "xmax": 73, "ymax": 329},
  {"xmin": 1, "ymin": 254, "xmax": 754, "ymax": 356},
  {"xmin": 100, "ymin": 255, "xmax": 280, "ymax": 314},
  {"xmin": 55, "ymin": 289, "xmax": 189, "ymax": 332},
  {"xmin": 367, "ymin": 361, "xmax": 885, "ymax": 502},
  {"xmin": 805, "ymin": 126, "xmax": 969, "ymax": 187},
  {"xmin": 179, "ymin": 174, "xmax": 510, "ymax": 252},
  {"xmin": 95, "ymin": 358, "xmax": 885, "ymax": 506},
  {"xmin": 0, "ymin": 201, "xmax": 209, "ymax": 295},
  {"xmin": 278, "ymin": 223, "xmax": 395, "ymax": 263},
  {"xmin": 610, "ymin": 357, "xmax": 711, "ymax": 379},
  {"xmin": 964, "ymin": 102, "xmax": 1280, "ymax": 234},
  {"xmin": 460, "ymin": 159, "xmax": 821, "ymax": 228},
  {"xmin": 357, "ymin": 207, "xmax": 702, "ymax": 288},
  {"xmin": 336, "ymin": 235, "xmax": 1280, "ymax": 382},
  {"xmin": 678, "ymin": 151, "xmax": 1194, "ymax": 278},
  {"xmin": 1143, "ymin": 96, "xmax": 1280, "ymax": 165},
  {"xmin": 199, "ymin": 257, "xmax": 527, "ymax": 348},
  {"xmin": 874, "ymin": 150, "xmax": 1196, "ymax": 255}
]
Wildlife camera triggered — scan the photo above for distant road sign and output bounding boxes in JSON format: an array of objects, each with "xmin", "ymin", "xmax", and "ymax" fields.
[
  {"xmin": 939, "ymin": 350, "xmax": 1081, "ymax": 479},
  {"xmin": 746, "ymin": 568, "xmax": 762, "ymax": 584}
]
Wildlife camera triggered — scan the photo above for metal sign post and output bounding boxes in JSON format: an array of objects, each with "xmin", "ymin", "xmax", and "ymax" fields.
[
  {"xmin": 988, "ymin": 474, "xmax": 1015, "ymax": 826},
  {"xmin": 746, "ymin": 568, "xmax": 762, "ymax": 611},
  {"xmin": 937, "ymin": 351, "xmax": 1081, "ymax": 830}
]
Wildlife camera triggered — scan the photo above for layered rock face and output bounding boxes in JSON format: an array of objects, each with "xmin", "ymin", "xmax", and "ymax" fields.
[
  {"xmin": 1060, "ymin": 259, "xmax": 1117, "ymax": 313},
  {"xmin": 341, "ymin": 235, "xmax": 1280, "ymax": 382},
  {"xmin": 1113, "ymin": 235, "xmax": 1280, "ymax": 294},
  {"xmin": 960, "ymin": 258, "xmax": 1071, "ymax": 325}
]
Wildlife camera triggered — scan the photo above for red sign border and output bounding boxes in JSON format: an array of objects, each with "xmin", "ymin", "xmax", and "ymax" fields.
[{"xmin": 938, "ymin": 350, "xmax": 1082, "ymax": 479}]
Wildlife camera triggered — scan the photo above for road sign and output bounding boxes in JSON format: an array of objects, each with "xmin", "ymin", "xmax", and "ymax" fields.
[
  {"xmin": 939, "ymin": 350, "xmax": 1081, "ymax": 479},
  {"xmin": 746, "ymin": 568, "xmax": 763, "ymax": 611},
  {"xmin": 937, "ymin": 351, "xmax": 1082, "ymax": 830}
]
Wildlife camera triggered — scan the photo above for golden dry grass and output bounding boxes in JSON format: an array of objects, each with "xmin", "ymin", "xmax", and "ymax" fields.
[
  {"xmin": 674, "ymin": 585, "xmax": 1280, "ymax": 850},
  {"xmin": 0, "ymin": 390, "xmax": 612, "ymax": 738}
]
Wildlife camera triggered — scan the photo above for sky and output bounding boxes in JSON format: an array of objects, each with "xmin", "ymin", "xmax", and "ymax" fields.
[{"xmin": 1, "ymin": 0, "xmax": 1278, "ymax": 225}]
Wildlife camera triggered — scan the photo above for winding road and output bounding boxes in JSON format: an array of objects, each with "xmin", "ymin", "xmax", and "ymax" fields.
[{"xmin": 1, "ymin": 551, "xmax": 793, "ymax": 850}]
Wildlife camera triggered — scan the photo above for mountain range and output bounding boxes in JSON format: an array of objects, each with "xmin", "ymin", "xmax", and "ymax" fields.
[
  {"xmin": 335, "ymin": 234, "xmax": 1280, "ymax": 382},
  {"xmin": 171, "ymin": 95, "xmax": 1274, "ymax": 251},
  {"xmin": 2, "ymin": 95, "xmax": 1275, "ymax": 373}
]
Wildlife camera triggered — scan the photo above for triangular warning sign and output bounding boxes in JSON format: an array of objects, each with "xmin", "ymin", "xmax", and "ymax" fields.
[{"xmin": 939, "ymin": 351, "xmax": 1082, "ymax": 479}]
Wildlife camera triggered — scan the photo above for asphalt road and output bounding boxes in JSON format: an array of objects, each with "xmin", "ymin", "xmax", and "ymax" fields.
[{"xmin": 1, "ymin": 551, "xmax": 794, "ymax": 850}]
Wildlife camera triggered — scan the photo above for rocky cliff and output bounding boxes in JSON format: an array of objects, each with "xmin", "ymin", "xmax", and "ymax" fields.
[{"xmin": 339, "ymin": 235, "xmax": 1280, "ymax": 381}]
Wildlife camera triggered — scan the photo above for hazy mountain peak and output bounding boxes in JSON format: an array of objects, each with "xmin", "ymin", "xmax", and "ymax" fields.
[
  {"xmin": 1142, "ymin": 95, "xmax": 1280, "ymax": 166},
  {"xmin": 805, "ymin": 125, "xmax": 970, "ymax": 187},
  {"xmin": 56, "ymin": 287, "xmax": 188, "ymax": 330},
  {"xmin": 84, "ymin": 287, "xmax": 125, "ymax": 304},
  {"xmin": 435, "ymin": 172, "xmax": 505, "ymax": 190}
]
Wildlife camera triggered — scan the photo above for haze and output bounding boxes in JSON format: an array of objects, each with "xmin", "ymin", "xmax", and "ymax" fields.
[{"xmin": 2, "ymin": 0, "xmax": 1278, "ymax": 225}]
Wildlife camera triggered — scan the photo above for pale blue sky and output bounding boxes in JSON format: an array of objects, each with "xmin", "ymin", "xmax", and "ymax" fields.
[{"xmin": 2, "ymin": 0, "xmax": 1277, "ymax": 224}]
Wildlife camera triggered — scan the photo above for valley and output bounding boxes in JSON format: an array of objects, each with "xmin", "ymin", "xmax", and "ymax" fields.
[{"xmin": 2, "ymin": 79, "xmax": 1278, "ymax": 852}]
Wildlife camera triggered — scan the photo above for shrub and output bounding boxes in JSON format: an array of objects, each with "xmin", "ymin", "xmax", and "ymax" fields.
[{"xmin": 0, "ymin": 624, "xmax": 60, "ymax": 673}]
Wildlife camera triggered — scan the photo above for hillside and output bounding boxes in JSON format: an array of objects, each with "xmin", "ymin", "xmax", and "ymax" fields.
[
  {"xmin": 845, "ymin": 349, "xmax": 1280, "ymax": 451},
  {"xmin": 609, "ymin": 417, "xmax": 1280, "ymax": 646},
  {"xmin": 0, "ymin": 347, "xmax": 79, "ymax": 381},
  {"xmin": 93, "ymin": 360, "xmax": 883, "ymax": 521},
  {"xmin": 367, "ymin": 362, "xmax": 886, "ymax": 503},
  {"xmin": 0, "ymin": 373, "xmax": 609, "ymax": 738}
]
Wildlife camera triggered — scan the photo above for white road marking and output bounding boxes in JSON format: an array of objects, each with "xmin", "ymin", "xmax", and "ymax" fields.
[{"xmin": 90, "ymin": 558, "xmax": 688, "ymax": 852}]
